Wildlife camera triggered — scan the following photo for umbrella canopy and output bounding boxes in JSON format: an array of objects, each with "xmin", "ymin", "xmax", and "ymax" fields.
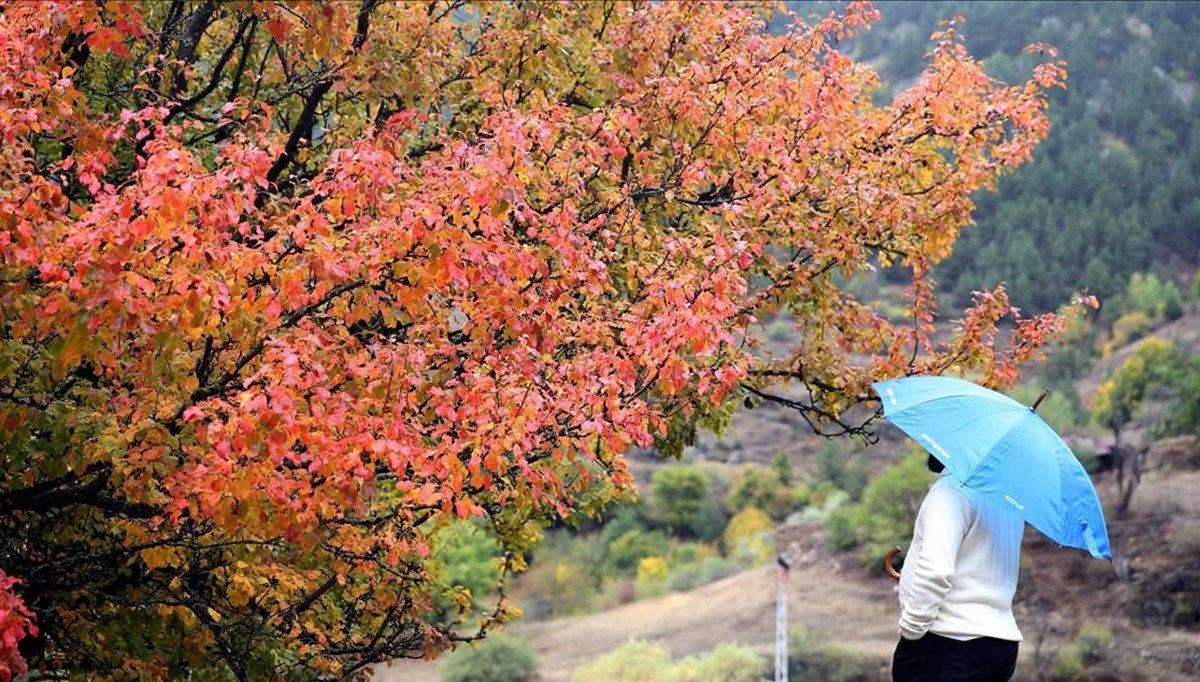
[{"xmin": 873, "ymin": 375, "xmax": 1111, "ymax": 560}]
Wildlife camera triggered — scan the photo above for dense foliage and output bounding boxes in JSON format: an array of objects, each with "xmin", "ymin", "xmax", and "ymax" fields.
[{"xmin": 1, "ymin": 1, "xmax": 1078, "ymax": 677}]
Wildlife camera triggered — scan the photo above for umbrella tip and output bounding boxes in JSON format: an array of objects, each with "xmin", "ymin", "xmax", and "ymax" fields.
[{"xmin": 1031, "ymin": 388, "xmax": 1050, "ymax": 412}]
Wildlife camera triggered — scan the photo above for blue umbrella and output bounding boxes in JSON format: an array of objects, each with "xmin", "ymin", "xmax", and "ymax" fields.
[{"xmin": 873, "ymin": 375, "xmax": 1111, "ymax": 560}]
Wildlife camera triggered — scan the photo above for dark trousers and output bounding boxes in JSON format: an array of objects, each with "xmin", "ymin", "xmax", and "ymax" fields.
[{"xmin": 892, "ymin": 632, "xmax": 1019, "ymax": 682}]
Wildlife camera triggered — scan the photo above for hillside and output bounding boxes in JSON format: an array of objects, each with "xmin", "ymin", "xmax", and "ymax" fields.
[
  {"xmin": 378, "ymin": 464, "xmax": 1200, "ymax": 682},
  {"xmin": 1073, "ymin": 307, "xmax": 1200, "ymax": 399},
  {"xmin": 784, "ymin": 0, "xmax": 1200, "ymax": 315},
  {"xmin": 374, "ymin": 301, "xmax": 1200, "ymax": 682}
]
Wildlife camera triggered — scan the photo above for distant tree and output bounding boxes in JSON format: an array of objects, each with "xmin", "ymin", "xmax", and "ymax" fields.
[
  {"xmin": 771, "ymin": 452, "xmax": 795, "ymax": 486},
  {"xmin": 826, "ymin": 453, "xmax": 934, "ymax": 566},
  {"xmin": 726, "ymin": 466, "xmax": 792, "ymax": 520},
  {"xmin": 650, "ymin": 466, "xmax": 724, "ymax": 540},
  {"xmin": 814, "ymin": 441, "xmax": 870, "ymax": 502},
  {"xmin": 1091, "ymin": 337, "xmax": 1182, "ymax": 515},
  {"xmin": 723, "ymin": 507, "xmax": 774, "ymax": 560},
  {"xmin": 606, "ymin": 529, "xmax": 671, "ymax": 575},
  {"xmin": 1101, "ymin": 312, "xmax": 1154, "ymax": 357},
  {"xmin": 1126, "ymin": 272, "xmax": 1184, "ymax": 321},
  {"xmin": 1167, "ymin": 358, "xmax": 1200, "ymax": 440},
  {"xmin": 807, "ymin": 1, "xmax": 1200, "ymax": 314}
]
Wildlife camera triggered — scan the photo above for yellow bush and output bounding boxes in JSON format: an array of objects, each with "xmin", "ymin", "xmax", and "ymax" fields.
[
  {"xmin": 723, "ymin": 507, "xmax": 772, "ymax": 551},
  {"xmin": 636, "ymin": 556, "xmax": 669, "ymax": 583},
  {"xmin": 1101, "ymin": 311, "xmax": 1152, "ymax": 356},
  {"xmin": 571, "ymin": 640, "xmax": 673, "ymax": 682}
]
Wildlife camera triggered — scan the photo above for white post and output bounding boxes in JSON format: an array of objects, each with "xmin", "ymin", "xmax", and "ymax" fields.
[{"xmin": 775, "ymin": 556, "xmax": 789, "ymax": 682}]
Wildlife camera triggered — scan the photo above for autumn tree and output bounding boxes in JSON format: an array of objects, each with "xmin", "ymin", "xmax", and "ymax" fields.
[{"xmin": 1, "ymin": 1, "xmax": 1081, "ymax": 678}]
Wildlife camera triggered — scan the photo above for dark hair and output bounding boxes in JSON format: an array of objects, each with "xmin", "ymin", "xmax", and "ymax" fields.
[{"xmin": 926, "ymin": 454, "xmax": 945, "ymax": 474}]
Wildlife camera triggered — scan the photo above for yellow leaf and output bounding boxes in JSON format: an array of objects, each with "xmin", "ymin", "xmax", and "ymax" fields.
[{"xmin": 140, "ymin": 546, "xmax": 179, "ymax": 571}]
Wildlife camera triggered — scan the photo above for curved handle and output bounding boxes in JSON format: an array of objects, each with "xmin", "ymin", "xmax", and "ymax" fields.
[{"xmin": 884, "ymin": 545, "xmax": 902, "ymax": 581}]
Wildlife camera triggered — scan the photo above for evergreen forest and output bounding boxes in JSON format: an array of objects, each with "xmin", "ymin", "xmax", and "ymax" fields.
[{"xmin": 792, "ymin": 0, "xmax": 1200, "ymax": 314}]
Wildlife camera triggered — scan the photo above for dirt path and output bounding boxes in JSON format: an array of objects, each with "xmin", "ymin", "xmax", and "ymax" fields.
[{"xmin": 373, "ymin": 558, "xmax": 900, "ymax": 682}]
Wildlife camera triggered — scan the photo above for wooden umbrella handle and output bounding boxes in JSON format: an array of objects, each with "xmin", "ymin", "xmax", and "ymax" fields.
[
  {"xmin": 884, "ymin": 545, "xmax": 902, "ymax": 581},
  {"xmin": 1031, "ymin": 388, "xmax": 1050, "ymax": 412}
]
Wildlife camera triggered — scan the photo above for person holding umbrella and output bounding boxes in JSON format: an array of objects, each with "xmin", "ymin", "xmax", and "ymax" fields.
[
  {"xmin": 874, "ymin": 375, "xmax": 1112, "ymax": 682},
  {"xmin": 890, "ymin": 453, "xmax": 1024, "ymax": 681}
]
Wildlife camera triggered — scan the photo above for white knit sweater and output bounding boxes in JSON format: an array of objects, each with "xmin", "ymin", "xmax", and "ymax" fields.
[{"xmin": 897, "ymin": 473, "xmax": 1024, "ymax": 642}]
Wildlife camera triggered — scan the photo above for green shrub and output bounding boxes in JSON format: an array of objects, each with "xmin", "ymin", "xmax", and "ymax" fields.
[
  {"xmin": 664, "ymin": 555, "xmax": 738, "ymax": 592},
  {"xmin": 1050, "ymin": 642, "xmax": 1085, "ymax": 682},
  {"xmin": 771, "ymin": 452, "xmax": 795, "ymax": 485},
  {"xmin": 441, "ymin": 636, "xmax": 538, "ymax": 682},
  {"xmin": 823, "ymin": 453, "xmax": 933, "ymax": 567},
  {"xmin": 822, "ymin": 502, "xmax": 858, "ymax": 550},
  {"xmin": 794, "ymin": 488, "xmax": 849, "ymax": 527},
  {"xmin": 572, "ymin": 641, "xmax": 766, "ymax": 682},
  {"xmin": 789, "ymin": 481, "xmax": 813, "ymax": 510},
  {"xmin": 1167, "ymin": 357, "xmax": 1200, "ymax": 439},
  {"xmin": 607, "ymin": 528, "xmax": 672, "ymax": 574},
  {"xmin": 1163, "ymin": 292, "xmax": 1185, "ymax": 321},
  {"xmin": 807, "ymin": 480, "xmax": 841, "ymax": 509},
  {"xmin": 600, "ymin": 503, "xmax": 652, "ymax": 549},
  {"xmin": 788, "ymin": 630, "xmax": 877, "ymax": 682},
  {"xmin": 670, "ymin": 643, "xmax": 766, "ymax": 682},
  {"xmin": 667, "ymin": 541, "xmax": 718, "ymax": 566},
  {"xmin": 571, "ymin": 640, "xmax": 673, "ymax": 682},
  {"xmin": 814, "ymin": 441, "xmax": 869, "ymax": 501},
  {"xmin": 1075, "ymin": 621, "xmax": 1115, "ymax": 663},
  {"xmin": 431, "ymin": 521, "xmax": 502, "ymax": 611},
  {"xmin": 650, "ymin": 465, "xmax": 726, "ymax": 541},
  {"xmin": 726, "ymin": 466, "xmax": 792, "ymax": 520}
]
